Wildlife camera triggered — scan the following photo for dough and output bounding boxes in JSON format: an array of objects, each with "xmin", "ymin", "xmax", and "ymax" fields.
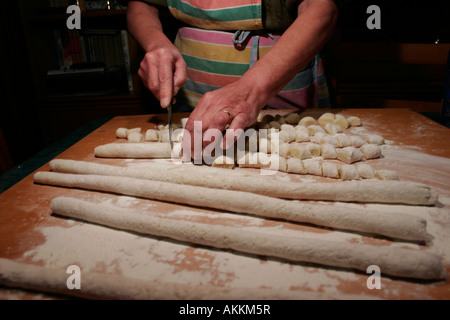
[
  {"xmin": 321, "ymin": 162, "xmax": 339, "ymax": 178},
  {"xmin": 310, "ymin": 132, "xmax": 326, "ymax": 144},
  {"xmin": 302, "ymin": 159, "xmax": 322, "ymax": 176},
  {"xmin": 180, "ymin": 117, "xmax": 189, "ymax": 128},
  {"xmin": 127, "ymin": 128, "xmax": 141, "ymax": 137},
  {"xmin": 365, "ymin": 134, "xmax": 385, "ymax": 145},
  {"xmin": 347, "ymin": 116, "xmax": 362, "ymax": 127},
  {"xmin": 94, "ymin": 143, "xmax": 171, "ymax": 159},
  {"xmin": 298, "ymin": 116, "xmax": 317, "ymax": 127},
  {"xmin": 307, "ymin": 125, "xmax": 324, "ymax": 136},
  {"xmin": 116, "ymin": 128, "xmax": 128, "ymax": 139},
  {"xmin": 356, "ymin": 163, "xmax": 376, "ymax": 179},
  {"xmin": 127, "ymin": 132, "xmax": 144, "ymax": 143},
  {"xmin": 375, "ymin": 170, "xmax": 399, "ymax": 180},
  {"xmin": 278, "ymin": 131, "xmax": 294, "ymax": 143},
  {"xmin": 286, "ymin": 158, "xmax": 306, "ymax": 174},
  {"xmin": 339, "ymin": 164, "xmax": 360, "ymax": 180},
  {"xmin": 278, "ymin": 143, "xmax": 290, "ymax": 158},
  {"xmin": 320, "ymin": 143, "xmax": 337, "ymax": 159},
  {"xmin": 336, "ymin": 147, "xmax": 363, "ymax": 164},
  {"xmin": 48, "ymin": 159, "xmax": 439, "ymax": 206},
  {"xmin": 318, "ymin": 113, "xmax": 335, "ymax": 126},
  {"xmin": 294, "ymin": 126, "xmax": 310, "ymax": 142},
  {"xmin": 319, "ymin": 134, "xmax": 338, "ymax": 148},
  {"xmin": 44, "ymin": 197, "xmax": 446, "ymax": 280},
  {"xmin": 0, "ymin": 258, "xmax": 304, "ymax": 299},
  {"xmin": 333, "ymin": 116, "xmax": 349, "ymax": 130},
  {"xmin": 274, "ymin": 115, "xmax": 287, "ymax": 124},
  {"xmin": 145, "ymin": 129, "xmax": 159, "ymax": 142},
  {"xmin": 34, "ymin": 171, "xmax": 431, "ymax": 241},
  {"xmin": 237, "ymin": 152, "xmax": 271, "ymax": 169},
  {"xmin": 288, "ymin": 144, "xmax": 312, "ymax": 160},
  {"xmin": 159, "ymin": 129, "xmax": 170, "ymax": 142},
  {"xmin": 349, "ymin": 135, "xmax": 365, "ymax": 148},
  {"xmin": 334, "ymin": 134, "xmax": 352, "ymax": 148},
  {"xmin": 284, "ymin": 112, "xmax": 301, "ymax": 125},
  {"xmin": 280, "ymin": 124, "xmax": 296, "ymax": 142},
  {"xmin": 324, "ymin": 123, "xmax": 342, "ymax": 135},
  {"xmin": 360, "ymin": 144, "xmax": 382, "ymax": 160},
  {"xmin": 305, "ymin": 143, "xmax": 321, "ymax": 157},
  {"xmin": 268, "ymin": 121, "xmax": 281, "ymax": 130},
  {"xmin": 212, "ymin": 155, "xmax": 235, "ymax": 169}
]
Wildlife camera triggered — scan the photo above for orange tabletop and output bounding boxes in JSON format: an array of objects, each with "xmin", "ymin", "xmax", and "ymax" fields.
[{"xmin": 0, "ymin": 108, "xmax": 449, "ymax": 300}]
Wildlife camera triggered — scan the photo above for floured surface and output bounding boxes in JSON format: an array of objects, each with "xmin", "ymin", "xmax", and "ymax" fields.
[{"xmin": 1, "ymin": 109, "xmax": 450, "ymax": 299}]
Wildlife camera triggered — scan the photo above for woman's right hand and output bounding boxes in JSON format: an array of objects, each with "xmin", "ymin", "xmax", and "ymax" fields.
[{"xmin": 138, "ymin": 43, "xmax": 187, "ymax": 108}]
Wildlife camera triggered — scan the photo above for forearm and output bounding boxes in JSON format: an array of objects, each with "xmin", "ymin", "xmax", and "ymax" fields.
[
  {"xmin": 126, "ymin": 1, "xmax": 172, "ymax": 52},
  {"xmin": 240, "ymin": 0, "xmax": 339, "ymax": 107}
]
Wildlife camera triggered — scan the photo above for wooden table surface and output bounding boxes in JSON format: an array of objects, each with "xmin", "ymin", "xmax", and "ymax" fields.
[{"xmin": 1, "ymin": 108, "xmax": 449, "ymax": 300}]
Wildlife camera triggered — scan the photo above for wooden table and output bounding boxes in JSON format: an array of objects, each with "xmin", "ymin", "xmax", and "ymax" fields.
[{"xmin": 1, "ymin": 108, "xmax": 449, "ymax": 300}]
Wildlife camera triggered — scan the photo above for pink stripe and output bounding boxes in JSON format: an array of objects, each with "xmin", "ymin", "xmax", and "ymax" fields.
[
  {"xmin": 181, "ymin": 0, "xmax": 260, "ymax": 10},
  {"xmin": 178, "ymin": 27, "xmax": 280, "ymax": 47},
  {"xmin": 267, "ymin": 86, "xmax": 313, "ymax": 109}
]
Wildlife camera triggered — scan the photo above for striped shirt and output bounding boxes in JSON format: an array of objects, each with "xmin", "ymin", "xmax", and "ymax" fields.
[{"xmin": 163, "ymin": 0, "xmax": 330, "ymax": 109}]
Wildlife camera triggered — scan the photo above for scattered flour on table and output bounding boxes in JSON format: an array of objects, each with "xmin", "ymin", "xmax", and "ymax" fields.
[{"xmin": 22, "ymin": 197, "xmax": 379, "ymax": 299}]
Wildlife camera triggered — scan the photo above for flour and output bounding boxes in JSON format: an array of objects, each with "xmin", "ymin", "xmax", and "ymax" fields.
[{"xmin": 19, "ymin": 127, "xmax": 450, "ymax": 299}]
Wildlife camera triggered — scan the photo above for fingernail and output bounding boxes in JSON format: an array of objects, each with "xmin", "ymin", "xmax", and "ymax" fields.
[{"xmin": 161, "ymin": 97, "xmax": 170, "ymax": 108}]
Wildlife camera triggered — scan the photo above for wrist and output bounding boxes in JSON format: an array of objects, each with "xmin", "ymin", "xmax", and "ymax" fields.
[{"xmin": 237, "ymin": 70, "xmax": 274, "ymax": 109}]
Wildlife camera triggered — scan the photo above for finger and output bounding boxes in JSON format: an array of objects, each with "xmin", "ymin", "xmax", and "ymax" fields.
[
  {"xmin": 202, "ymin": 111, "xmax": 230, "ymax": 149},
  {"xmin": 173, "ymin": 57, "xmax": 187, "ymax": 96},
  {"xmin": 158, "ymin": 60, "xmax": 174, "ymax": 108},
  {"xmin": 181, "ymin": 118, "xmax": 203, "ymax": 163},
  {"xmin": 223, "ymin": 112, "xmax": 248, "ymax": 149},
  {"xmin": 147, "ymin": 63, "xmax": 161, "ymax": 100}
]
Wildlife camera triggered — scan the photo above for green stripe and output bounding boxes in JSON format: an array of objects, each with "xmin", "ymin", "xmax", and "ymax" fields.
[
  {"xmin": 168, "ymin": 0, "xmax": 261, "ymax": 22},
  {"xmin": 182, "ymin": 54, "xmax": 249, "ymax": 76}
]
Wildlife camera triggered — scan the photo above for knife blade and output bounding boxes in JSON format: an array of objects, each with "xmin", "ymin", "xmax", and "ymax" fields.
[{"xmin": 168, "ymin": 103, "xmax": 173, "ymax": 149}]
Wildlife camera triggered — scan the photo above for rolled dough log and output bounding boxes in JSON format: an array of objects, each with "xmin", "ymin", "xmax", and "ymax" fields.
[
  {"xmin": 48, "ymin": 159, "xmax": 439, "ymax": 206},
  {"xmin": 49, "ymin": 197, "xmax": 446, "ymax": 280},
  {"xmin": 0, "ymin": 258, "xmax": 296, "ymax": 299},
  {"xmin": 94, "ymin": 143, "xmax": 171, "ymax": 159},
  {"xmin": 34, "ymin": 171, "xmax": 430, "ymax": 241}
]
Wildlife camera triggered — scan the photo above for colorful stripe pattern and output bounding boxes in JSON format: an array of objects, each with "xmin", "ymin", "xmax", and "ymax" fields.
[
  {"xmin": 175, "ymin": 27, "xmax": 330, "ymax": 109},
  {"xmin": 167, "ymin": 0, "xmax": 263, "ymax": 30}
]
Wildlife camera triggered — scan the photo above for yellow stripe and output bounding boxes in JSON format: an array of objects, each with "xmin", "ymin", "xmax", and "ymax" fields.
[
  {"xmin": 175, "ymin": 37, "xmax": 273, "ymax": 65},
  {"xmin": 169, "ymin": 9, "xmax": 262, "ymax": 30}
]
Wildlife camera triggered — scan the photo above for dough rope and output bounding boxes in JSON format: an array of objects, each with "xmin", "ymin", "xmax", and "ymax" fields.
[
  {"xmin": 0, "ymin": 258, "xmax": 296, "ymax": 299},
  {"xmin": 34, "ymin": 171, "xmax": 431, "ymax": 241},
  {"xmin": 48, "ymin": 159, "xmax": 439, "ymax": 206},
  {"xmin": 48, "ymin": 197, "xmax": 446, "ymax": 280}
]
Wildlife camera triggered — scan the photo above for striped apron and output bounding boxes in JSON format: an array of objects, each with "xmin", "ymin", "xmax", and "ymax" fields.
[{"xmin": 167, "ymin": 0, "xmax": 330, "ymax": 110}]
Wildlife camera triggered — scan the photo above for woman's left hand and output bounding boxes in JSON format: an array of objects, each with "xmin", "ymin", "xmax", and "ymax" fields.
[{"xmin": 181, "ymin": 80, "xmax": 264, "ymax": 162}]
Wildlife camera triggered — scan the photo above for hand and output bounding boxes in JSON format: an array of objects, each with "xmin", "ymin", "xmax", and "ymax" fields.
[
  {"xmin": 181, "ymin": 80, "xmax": 263, "ymax": 162},
  {"xmin": 138, "ymin": 43, "xmax": 187, "ymax": 108}
]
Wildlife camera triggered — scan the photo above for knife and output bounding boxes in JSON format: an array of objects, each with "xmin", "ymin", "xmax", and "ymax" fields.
[{"xmin": 168, "ymin": 102, "xmax": 173, "ymax": 150}]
